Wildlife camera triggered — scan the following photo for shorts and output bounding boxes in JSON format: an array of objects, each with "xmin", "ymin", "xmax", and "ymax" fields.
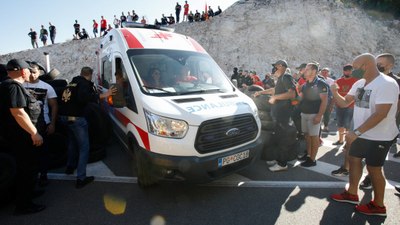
[
  {"xmin": 301, "ymin": 113, "xmax": 321, "ymax": 136},
  {"xmin": 349, "ymin": 138, "xmax": 394, "ymax": 167},
  {"xmin": 336, "ymin": 107, "xmax": 353, "ymax": 129},
  {"xmin": 101, "ymin": 27, "xmax": 106, "ymax": 32}
]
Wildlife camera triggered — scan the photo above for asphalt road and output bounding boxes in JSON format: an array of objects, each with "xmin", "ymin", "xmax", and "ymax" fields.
[{"xmin": 1, "ymin": 123, "xmax": 400, "ymax": 225}]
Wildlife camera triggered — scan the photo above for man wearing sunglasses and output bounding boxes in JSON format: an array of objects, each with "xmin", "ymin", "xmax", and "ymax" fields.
[{"xmin": 330, "ymin": 53, "xmax": 399, "ymax": 217}]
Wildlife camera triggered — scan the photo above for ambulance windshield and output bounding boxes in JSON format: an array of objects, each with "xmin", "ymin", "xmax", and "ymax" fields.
[{"xmin": 127, "ymin": 49, "xmax": 234, "ymax": 95}]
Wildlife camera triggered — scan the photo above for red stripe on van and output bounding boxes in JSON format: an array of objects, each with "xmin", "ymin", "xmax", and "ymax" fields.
[
  {"xmin": 188, "ymin": 37, "xmax": 207, "ymax": 53},
  {"xmin": 121, "ymin": 29, "xmax": 144, "ymax": 49},
  {"xmin": 115, "ymin": 110, "xmax": 150, "ymax": 151}
]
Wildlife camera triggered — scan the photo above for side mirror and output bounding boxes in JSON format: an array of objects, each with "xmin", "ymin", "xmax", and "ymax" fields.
[{"xmin": 107, "ymin": 83, "xmax": 126, "ymax": 108}]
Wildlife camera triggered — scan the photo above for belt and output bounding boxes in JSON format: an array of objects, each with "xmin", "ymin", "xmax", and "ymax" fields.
[{"xmin": 65, "ymin": 116, "xmax": 80, "ymax": 122}]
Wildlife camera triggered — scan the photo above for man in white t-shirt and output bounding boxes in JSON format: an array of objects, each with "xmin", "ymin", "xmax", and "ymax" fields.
[
  {"xmin": 330, "ymin": 53, "xmax": 398, "ymax": 217},
  {"xmin": 23, "ymin": 61, "xmax": 58, "ymax": 186}
]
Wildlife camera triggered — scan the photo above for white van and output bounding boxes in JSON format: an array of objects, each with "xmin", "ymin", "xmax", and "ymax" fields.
[{"xmin": 97, "ymin": 24, "xmax": 262, "ymax": 186}]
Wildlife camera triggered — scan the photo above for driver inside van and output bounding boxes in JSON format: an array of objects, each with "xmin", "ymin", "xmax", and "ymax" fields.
[
  {"xmin": 145, "ymin": 68, "xmax": 166, "ymax": 87},
  {"xmin": 175, "ymin": 66, "xmax": 197, "ymax": 83}
]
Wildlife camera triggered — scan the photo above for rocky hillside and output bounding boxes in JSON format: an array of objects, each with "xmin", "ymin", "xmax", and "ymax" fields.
[{"xmin": 1, "ymin": 0, "xmax": 399, "ymax": 81}]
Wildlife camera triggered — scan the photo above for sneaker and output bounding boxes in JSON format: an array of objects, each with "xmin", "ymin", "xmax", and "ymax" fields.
[
  {"xmin": 300, "ymin": 157, "xmax": 316, "ymax": 167},
  {"xmin": 76, "ymin": 176, "xmax": 95, "ymax": 189},
  {"xmin": 330, "ymin": 190, "xmax": 359, "ymax": 204},
  {"xmin": 355, "ymin": 201, "xmax": 387, "ymax": 217},
  {"xmin": 266, "ymin": 160, "xmax": 277, "ymax": 166},
  {"xmin": 395, "ymin": 185, "xmax": 400, "ymax": 193},
  {"xmin": 359, "ymin": 176, "xmax": 372, "ymax": 190},
  {"xmin": 393, "ymin": 152, "xmax": 400, "ymax": 158},
  {"xmin": 268, "ymin": 163, "xmax": 288, "ymax": 172},
  {"xmin": 14, "ymin": 203, "xmax": 46, "ymax": 216},
  {"xmin": 331, "ymin": 167, "xmax": 349, "ymax": 177},
  {"xmin": 297, "ymin": 154, "xmax": 308, "ymax": 161},
  {"xmin": 332, "ymin": 140, "xmax": 344, "ymax": 145}
]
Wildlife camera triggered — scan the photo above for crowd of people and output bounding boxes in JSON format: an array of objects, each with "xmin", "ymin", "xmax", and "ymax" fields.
[
  {"xmin": 27, "ymin": 1, "xmax": 224, "ymax": 46},
  {"xmin": 0, "ymin": 60, "xmax": 115, "ymax": 215},
  {"xmin": 232, "ymin": 53, "xmax": 400, "ymax": 217}
]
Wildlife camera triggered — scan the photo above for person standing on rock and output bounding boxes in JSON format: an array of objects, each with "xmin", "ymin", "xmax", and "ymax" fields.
[
  {"xmin": 48, "ymin": 22, "xmax": 56, "ymax": 44},
  {"xmin": 28, "ymin": 28, "xmax": 39, "ymax": 48},
  {"xmin": 73, "ymin": 20, "xmax": 80, "ymax": 38}
]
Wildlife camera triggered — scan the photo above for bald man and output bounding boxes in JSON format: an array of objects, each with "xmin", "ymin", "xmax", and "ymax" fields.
[
  {"xmin": 0, "ymin": 59, "xmax": 45, "ymax": 215},
  {"xmin": 330, "ymin": 53, "xmax": 399, "ymax": 217}
]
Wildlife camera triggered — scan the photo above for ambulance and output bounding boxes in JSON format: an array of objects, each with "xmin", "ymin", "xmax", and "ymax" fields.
[{"xmin": 97, "ymin": 23, "xmax": 262, "ymax": 187}]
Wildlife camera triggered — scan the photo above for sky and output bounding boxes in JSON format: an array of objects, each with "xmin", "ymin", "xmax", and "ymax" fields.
[{"xmin": 0, "ymin": 0, "xmax": 237, "ymax": 55}]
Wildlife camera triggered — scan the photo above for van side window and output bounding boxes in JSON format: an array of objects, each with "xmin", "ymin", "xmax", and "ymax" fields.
[
  {"xmin": 115, "ymin": 57, "xmax": 138, "ymax": 113},
  {"xmin": 102, "ymin": 58, "xmax": 112, "ymax": 88}
]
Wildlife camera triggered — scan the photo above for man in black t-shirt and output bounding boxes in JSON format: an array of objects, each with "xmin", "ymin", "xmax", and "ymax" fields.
[
  {"xmin": 28, "ymin": 28, "xmax": 38, "ymax": 48},
  {"xmin": 254, "ymin": 60, "xmax": 297, "ymax": 171},
  {"xmin": 0, "ymin": 59, "xmax": 45, "ymax": 215},
  {"xmin": 299, "ymin": 63, "xmax": 328, "ymax": 167},
  {"xmin": 49, "ymin": 22, "xmax": 56, "ymax": 44},
  {"xmin": 73, "ymin": 20, "xmax": 80, "ymax": 36}
]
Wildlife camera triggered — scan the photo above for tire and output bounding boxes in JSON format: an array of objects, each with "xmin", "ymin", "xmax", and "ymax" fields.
[
  {"xmin": 276, "ymin": 125, "xmax": 298, "ymax": 146},
  {"xmin": 261, "ymin": 120, "xmax": 276, "ymax": 131},
  {"xmin": 260, "ymin": 130, "xmax": 274, "ymax": 148},
  {"xmin": 258, "ymin": 110, "xmax": 273, "ymax": 121},
  {"xmin": 129, "ymin": 136, "xmax": 157, "ymax": 188},
  {"xmin": 260, "ymin": 144, "xmax": 280, "ymax": 161}
]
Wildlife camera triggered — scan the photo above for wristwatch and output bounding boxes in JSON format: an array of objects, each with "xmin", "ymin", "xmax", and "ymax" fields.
[{"xmin": 354, "ymin": 129, "xmax": 362, "ymax": 136}]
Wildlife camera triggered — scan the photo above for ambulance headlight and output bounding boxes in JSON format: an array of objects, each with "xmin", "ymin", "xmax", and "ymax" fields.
[{"xmin": 145, "ymin": 110, "xmax": 188, "ymax": 138}]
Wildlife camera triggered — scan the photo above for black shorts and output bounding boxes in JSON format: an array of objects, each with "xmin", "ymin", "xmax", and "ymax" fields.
[
  {"xmin": 349, "ymin": 138, "xmax": 394, "ymax": 167},
  {"xmin": 101, "ymin": 27, "xmax": 106, "ymax": 32}
]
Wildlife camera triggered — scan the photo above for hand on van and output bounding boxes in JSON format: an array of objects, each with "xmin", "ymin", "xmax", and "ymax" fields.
[{"xmin": 99, "ymin": 85, "xmax": 117, "ymax": 100}]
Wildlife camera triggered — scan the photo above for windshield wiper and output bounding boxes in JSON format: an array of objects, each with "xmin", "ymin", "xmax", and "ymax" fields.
[
  {"xmin": 179, "ymin": 88, "xmax": 222, "ymax": 95},
  {"xmin": 143, "ymin": 86, "xmax": 175, "ymax": 94}
]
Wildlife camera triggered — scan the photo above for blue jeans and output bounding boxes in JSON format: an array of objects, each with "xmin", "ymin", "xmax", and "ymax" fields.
[{"xmin": 60, "ymin": 116, "xmax": 90, "ymax": 180}]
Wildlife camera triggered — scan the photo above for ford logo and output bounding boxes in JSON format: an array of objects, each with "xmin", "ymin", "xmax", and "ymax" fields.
[{"xmin": 226, "ymin": 128, "xmax": 240, "ymax": 137}]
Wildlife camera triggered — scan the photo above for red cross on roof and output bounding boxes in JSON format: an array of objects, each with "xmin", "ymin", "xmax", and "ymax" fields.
[{"xmin": 150, "ymin": 32, "xmax": 173, "ymax": 40}]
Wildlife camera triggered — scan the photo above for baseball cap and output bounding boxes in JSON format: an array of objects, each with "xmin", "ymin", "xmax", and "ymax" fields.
[
  {"xmin": 272, "ymin": 60, "xmax": 288, "ymax": 68},
  {"xmin": 321, "ymin": 67, "xmax": 330, "ymax": 71},
  {"xmin": 6, "ymin": 59, "xmax": 32, "ymax": 71},
  {"xmin": 343, "ymin": 64, "xmax": 353, "ymax": 71},
  {"xmin": 296, "ymin": 63, "xmax": 307, "ymax": 70}
]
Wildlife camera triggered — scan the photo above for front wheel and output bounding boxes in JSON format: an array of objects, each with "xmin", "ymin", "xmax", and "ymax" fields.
[{"xmin": 129, "ymin": 138, "xmax": 157, "ymax": 188}]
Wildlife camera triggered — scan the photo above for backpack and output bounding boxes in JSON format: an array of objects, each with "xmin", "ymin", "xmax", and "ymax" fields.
[{"xmin": 1, "ymin": 79, "xmax": 45, "ymax": 133}]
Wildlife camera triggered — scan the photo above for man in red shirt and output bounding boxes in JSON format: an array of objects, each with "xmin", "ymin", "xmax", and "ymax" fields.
[
  {"xmin": 183, "ymin": 1, "xmax": 189, "ymax": 21},
  {"xmin": 331, "ymin": 64, "xmax": 358, "ymax": 177},
  {"xmin": 100, "ymin": 16, "xmax": 107, "ymax": 37}
]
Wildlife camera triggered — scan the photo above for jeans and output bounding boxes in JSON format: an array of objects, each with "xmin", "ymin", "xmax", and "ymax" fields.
[{"xmin": 60, "ymin": 116, "xmax": 90, "ymax": 180}]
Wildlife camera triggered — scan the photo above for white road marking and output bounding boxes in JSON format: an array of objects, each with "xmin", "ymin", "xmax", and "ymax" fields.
[{"xmin": 46, "ymin": 142, "xmax": 400, "ymax": 189}]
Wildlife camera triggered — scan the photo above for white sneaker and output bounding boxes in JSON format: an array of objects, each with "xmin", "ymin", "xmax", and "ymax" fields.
[
  {"xmin": 268, "ymin": 163, "xmax": 288, "ymax": 172},
  {"xmin": 266, "ymin": 160, "xmax": 277, "ymax": 166}
]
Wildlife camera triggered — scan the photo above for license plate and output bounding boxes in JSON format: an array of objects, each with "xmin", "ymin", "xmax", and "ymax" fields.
[{"xmin": 218, "ymin": 150, "xmax": 250, "ymax": 168}]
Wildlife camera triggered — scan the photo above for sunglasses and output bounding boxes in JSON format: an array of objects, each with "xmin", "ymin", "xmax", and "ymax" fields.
[{"xmin": 357, "ymin": 88, "xmax": 365, "ymax": 101}]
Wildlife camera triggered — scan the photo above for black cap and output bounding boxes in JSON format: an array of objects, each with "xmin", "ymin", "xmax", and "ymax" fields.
[
  {"xmin": 343, "ymin": 64, "xmax": 353, "ymax": 71},
  {"xmin": 6, "ymin": 59, "xmax": 32, "ymax": 71},
  {"xmin": 296, "ymin": 63, "xmax": 307, "ymax": 70},
  {"xmin": 272, "ymin": 60, "xmax": 288, "ymax": 68}
]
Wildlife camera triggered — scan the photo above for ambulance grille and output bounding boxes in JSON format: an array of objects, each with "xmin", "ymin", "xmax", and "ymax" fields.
[{"xmin": 195, "ymin": 114, "xmax": 258, "ymax": 154}]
